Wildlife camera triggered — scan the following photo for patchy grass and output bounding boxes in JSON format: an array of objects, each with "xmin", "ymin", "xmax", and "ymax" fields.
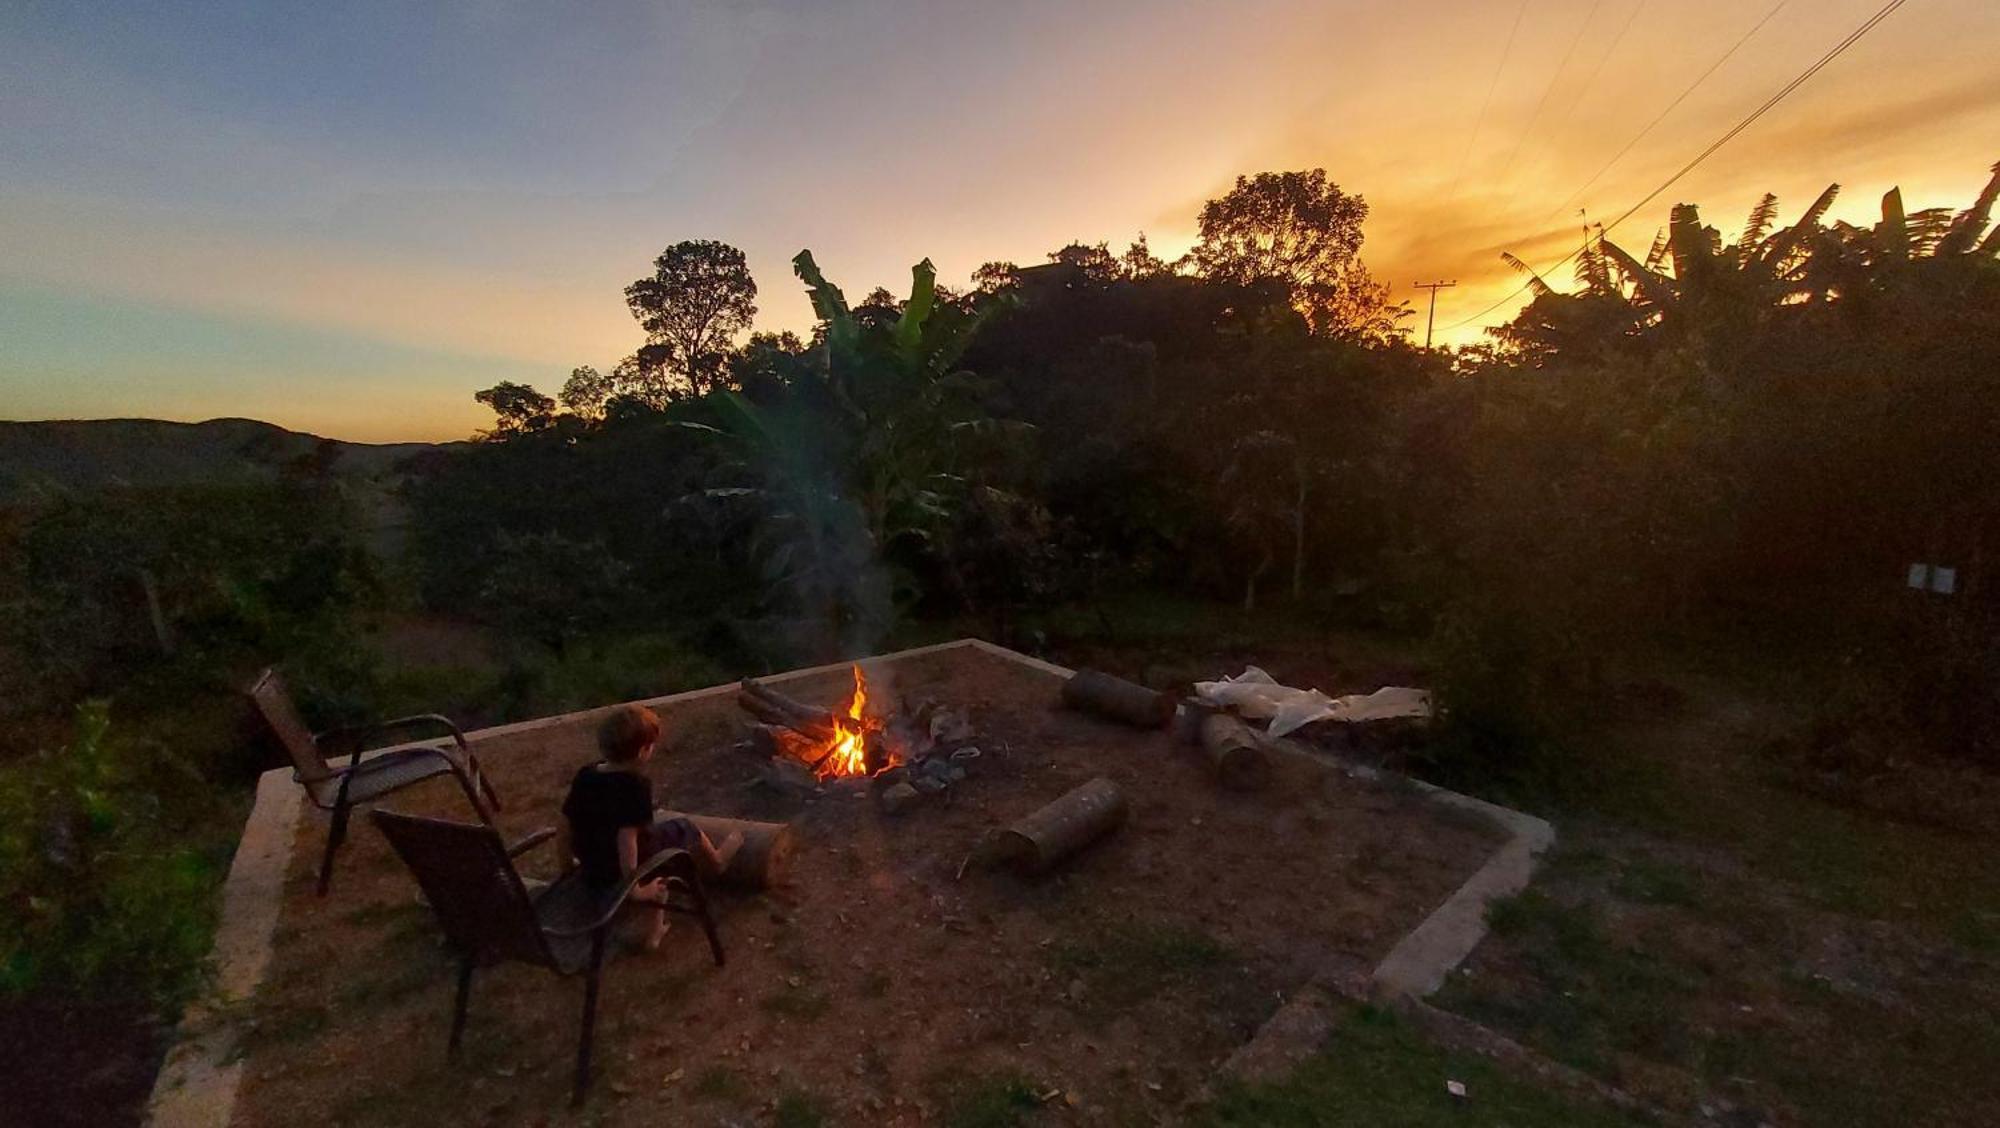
[
  {"xmin": 1050, "ymin": 918, "xmax": 1230, "ymax": 1014},
  {"xmin": 1196, "ymin": 1006, "xmax": 1637, "ymax": 1127},
  {"xmin": 760, "ymin": 982, "xmax": 832, "ymax": 1020},
  {"xmin": 931, "ymin": 1069, "xmax": 1042, "ymax": 1128},
  {"xmin": 772, "ymin": 1086, "xmax": 832, "ymax": 1128},
  {"xmin": 691, "ymin": 1064, "xmax": 750, "ymax": 1103},
  {"xmin": 1453, "ymin": 889, "xmax": 1704, "ymax": 1075},
  {"xmin": 1608, "ymin": 857, "xmax": 1701, "ymax": 908},
  {"xmin": 1438, "ymin": 834, "xmax": 2000, "ymax": 1127}
]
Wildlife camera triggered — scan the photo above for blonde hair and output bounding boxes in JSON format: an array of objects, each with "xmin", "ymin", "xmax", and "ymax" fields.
[{"xmin": 596, "ymin": 704, "xmax": 660, "ymax": 763}]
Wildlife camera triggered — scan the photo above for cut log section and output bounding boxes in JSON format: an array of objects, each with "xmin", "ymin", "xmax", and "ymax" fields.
[
  {"xmin": 1198, "ymin": 713, "xmax": 1271, "ymax": 791},
  {"xmin": 738, "ymin": 679, "xmax": 840, "ymax": 741},
  {"xmin": 1061, "ymin": 669, "xmax": 1175, "ymax": 729},
  {"xmin": 657, "ymin": 811, "xmax": 796, "ymax": 890},
  {"xmin": 987, "ymin": 777, "xmax": 1128, "ymax": 875},
  {"xmin": 748, "ymin": 723, "xmax": 819, "ymax": 762}
]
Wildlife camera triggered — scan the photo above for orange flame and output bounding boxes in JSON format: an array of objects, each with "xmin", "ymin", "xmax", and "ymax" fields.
[{"xmin": 813, "ymin": 665, "xmax": 883, "ymax": 779}]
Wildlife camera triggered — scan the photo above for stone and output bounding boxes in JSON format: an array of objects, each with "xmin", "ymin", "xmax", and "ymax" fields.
[
  {"xmin": 758, "ymin": 758, "xmax": 819, "ymax": 796},
  {"xmin": 881, "ymin": 781, "xmax": 922, "ymax": 815}
]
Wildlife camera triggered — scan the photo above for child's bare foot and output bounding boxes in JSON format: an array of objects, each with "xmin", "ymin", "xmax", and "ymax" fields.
[{"xmin": 642, "ymin": 912, "xmax": 671, "ymax": 952}]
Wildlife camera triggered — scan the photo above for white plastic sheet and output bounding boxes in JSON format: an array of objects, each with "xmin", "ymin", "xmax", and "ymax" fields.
[{"xmin": 1192, "ymin": 666, "xmax": 1432, "ymax": 737}]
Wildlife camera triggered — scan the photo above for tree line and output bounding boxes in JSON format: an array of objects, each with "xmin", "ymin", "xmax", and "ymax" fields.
[{"xmin": 435, "ymin": 161, "xmax": 2000, "ymax": 772}]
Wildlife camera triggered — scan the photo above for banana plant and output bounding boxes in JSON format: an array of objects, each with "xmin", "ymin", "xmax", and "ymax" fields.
[{"xmin": 679, "ymin": 251, "xmax": 1028, "ymax": 653}]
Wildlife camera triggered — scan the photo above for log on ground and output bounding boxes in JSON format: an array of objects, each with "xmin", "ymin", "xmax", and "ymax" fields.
[
  {"xmin": 1061, "ymin": 669, "xmax": 1175, "ymax": 729},
  {"xmin": 989, "ymin": 776, "xmax": 1128, "ymax": 875},
  {"xmin": 1198, "ymin": 713, "xmax": 1271, "ymax": 791},
  {"xmin": 658, "ymin": 811, "xmax": 797, "ymax": 889}
]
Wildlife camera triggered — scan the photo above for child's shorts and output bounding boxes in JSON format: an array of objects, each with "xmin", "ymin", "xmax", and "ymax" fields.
[{"xmin": 644, "ymin": 813, "xmax": 702, "ymax": 857}]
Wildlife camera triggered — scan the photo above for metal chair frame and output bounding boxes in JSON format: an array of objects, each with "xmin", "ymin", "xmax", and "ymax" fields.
[
  {"xmin": 247, "ymin": 667, "xmax": 503, "ymax": 895},
  {"xmin": 368, "ymin": 809, "xmax": 726, "ymax": 1106}
]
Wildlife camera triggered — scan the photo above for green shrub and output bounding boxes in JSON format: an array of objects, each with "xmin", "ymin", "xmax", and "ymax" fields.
[
  {"xmin": 1420, "ymin": 606, "xmax": 1586, "ymax": 803},
  {"xmin": 0, "ymin": 701, "xmax": 229, "ymax": 1014}
]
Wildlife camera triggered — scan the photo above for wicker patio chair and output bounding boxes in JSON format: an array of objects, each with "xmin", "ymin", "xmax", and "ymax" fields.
[
  {"xmin": 368, "ymin": 809, "xmax": 726, "ymax": 1107},
  {"xmin": 247, "ymin": 667, "xmax": 502, "ymax": 896}
]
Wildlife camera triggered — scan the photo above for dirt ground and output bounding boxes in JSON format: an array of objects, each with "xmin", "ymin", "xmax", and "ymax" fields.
[{"xmin": 230, "ymin": 643, "xmax": 1503, "ymax": 1126}]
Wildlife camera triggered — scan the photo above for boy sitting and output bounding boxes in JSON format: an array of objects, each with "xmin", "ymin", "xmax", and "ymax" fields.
[{"xmin": 557, "ymin": 703, "xmax": 740, "ymax": 949}]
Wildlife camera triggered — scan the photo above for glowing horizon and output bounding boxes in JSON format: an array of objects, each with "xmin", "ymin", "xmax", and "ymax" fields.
[{"xmin": 4, "ymin": 1, "xmax": 1996, "ymax": 443}]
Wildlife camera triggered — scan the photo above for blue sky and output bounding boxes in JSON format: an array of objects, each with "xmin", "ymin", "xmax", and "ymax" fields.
[{"xmin": 4, "ymin": 1, "xmax": 1997, "ymax": 440}]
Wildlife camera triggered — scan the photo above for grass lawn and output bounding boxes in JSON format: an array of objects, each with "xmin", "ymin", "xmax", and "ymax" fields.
[
  {"xmin": 1197, "ymin": 1006, "xmax": 1639, "ymax": 1127},
  {"xmin": 1002, "ymin": 595, "xmax": 2000, "ymax": 1127}
]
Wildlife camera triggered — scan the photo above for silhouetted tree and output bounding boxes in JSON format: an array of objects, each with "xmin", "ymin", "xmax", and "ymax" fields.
[
  {"xmin": 972, "ymin": 261, "xmax": 1021, "ymax": 294},
  {"xmin": 558, "ymin": 365, "xmax": 613, "ymax": 419},
  {"xmin": 1192, "ymin": 169, "xmax": 1405, "ymax": 340},
  {"xmin": 623, "ymin": 239, "xmax": 758, "ymax": 398},
  {"xmin": 1047, "ymin": 242, "xmax": 1122, "ymax": 283},
  {"xmin": 1118, "ymin": 234, "xmax": 1171, "ymax": 279},
  {"xmin": 474, "ymin": 381, "xmax": 556, "ymax": 436},
  {"xmin": 728, "ymin": 331, "xmax": 814, "ymax": 400}
]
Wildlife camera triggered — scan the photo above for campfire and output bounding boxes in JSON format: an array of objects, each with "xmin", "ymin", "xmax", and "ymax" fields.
[
  {"xmin": 737, "ymin": 666, "xmax": 977, "ymax": 807},
  {"xmin": 738, "ymin": 665, "xmax": 898, "ymax": 780}
]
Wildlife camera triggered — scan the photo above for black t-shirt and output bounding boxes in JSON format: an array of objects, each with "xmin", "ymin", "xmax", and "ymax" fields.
[{"xmin": 561, "ymin": 764, "xmax": 652, "ymax": 889}]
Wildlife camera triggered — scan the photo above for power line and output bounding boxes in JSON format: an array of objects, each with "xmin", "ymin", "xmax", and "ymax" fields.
[
  {"xmin": 1444, "ymin": 0, "xmax": 1533, "ymax": 207},
  {"xmin": 1545, "ymin": 0, "xmax": 1791, "ymax": 222},
  {"xmin": 1550, "ymin": 0, "xmax": 1650, "ymax": 136},
  {"xmin": 1439, "ymin": 0, "xmax": 1909, "ymax": 334},
  {"xmin": 1499, "ymin": 0, "xmax": 1607, "ymax": 177},
  {"xmin": 1414, "ymin": 280, "xmax": 1459, "ymax": 349}
]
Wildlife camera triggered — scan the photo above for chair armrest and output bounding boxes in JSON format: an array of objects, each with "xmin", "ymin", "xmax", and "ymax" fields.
[
  {"xmin": 318, "ymin": 714, "xmax": 470, "ymax": 767},
  {"xmin": 507, "ymin": 827, "xmax": 558, "ymax": 858},
  {"xmin": 540, "ymin": 847, "xmax": 696, "ymax": 938}
]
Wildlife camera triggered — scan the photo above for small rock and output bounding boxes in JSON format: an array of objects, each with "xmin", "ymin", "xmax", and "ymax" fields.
[
  {"xmin": 881, "ymin": 781, "xmax": 923, "ymax": 814},
  {"xmin": 662, "ymin": 1068, "xmax": 684, "ymax": 1085}
]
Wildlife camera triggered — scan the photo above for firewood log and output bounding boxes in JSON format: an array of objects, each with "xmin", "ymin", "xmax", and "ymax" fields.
[
  {"xmin": 1061, "ymin": 669, "xmax": 1175, "ymax": 729},
  {"xmin": 987, "ymin": 777, "xmax": 1127, "ymax": 875},
  {"xmin": 736, "ymin": 684, "xmax": 838, "ymax": 742},
  {"xmin": 658, "ymin": 811, "xmax": 796, "ymax": 889},
  {"xmin": 1198, "ymin": 713, "xmax": 1270, "ymax": 791}
]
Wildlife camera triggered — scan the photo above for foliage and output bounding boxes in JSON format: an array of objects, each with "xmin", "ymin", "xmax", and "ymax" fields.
[
  {"xmin": 472, "ymin": 381, "xmax": 557, "ymax": 436},
  {"xmin": 0, "ymin": 475, "xmax": 383, "ymax": 723},
  {"xmin": 1464, "ymin": 162, "xmax": 2000, "ymax": 769},
  {"xmin": 623, "ymin": 238, "xmax": 759, "ymax": 400},
  {"xmin": 1192, "ymin": 168, "xmax": 1408, "ymax": 340},
  {"xmin": 474, "ymin": 530, "xmax": 634, "ymax": 652},
  {"xmin": 0, "ymin": 702, "xmax": 229, "ymax": 1014},
  {"xmin": 677, "ymin": 250, "xmax": 1032, "ymax": 659},
  {"xmin": 1198, "ymin": 1005, "xmax": 1635, "ymax": 1127}
]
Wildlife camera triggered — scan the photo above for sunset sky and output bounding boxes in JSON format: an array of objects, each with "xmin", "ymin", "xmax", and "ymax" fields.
[{"xmin": 4, "ymin": 0, "xmax": 1997, "ymax": 442}]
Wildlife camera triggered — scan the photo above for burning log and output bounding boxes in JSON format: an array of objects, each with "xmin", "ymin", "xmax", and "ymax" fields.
[
  {"xmin": 737, "ymin": 679, "xmax": 839, "ymax": 742},
  {"xmin": 985, "ymin": 777, "xmax": 1128, "ymax": 875},
  {"xmin": 660, "ymin": 811, "xmax": 796, "ymax": 889},
  {"xmin": 1061, "ymin": 669, "xmax": 1175, "ymax": 729},
  {"xmin": 1198, "ymin": 713, "xmax": 1271, "ymax": 791}
]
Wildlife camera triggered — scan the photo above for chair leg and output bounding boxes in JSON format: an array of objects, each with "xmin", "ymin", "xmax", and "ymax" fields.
[
  {"xmin": 572, "ymin": 933, "xmax": 608, "ymax": 1108},
  {"xmin": 316, "ymin": 801, "xmax": 351, "ymax": 897},
  {"xmin": 688, "ymin": 876, "xmax": 725, "ymax": 967},
  {"xmin": 449, "ymin": 957, "xmax": 474, "ymax": 1056}
]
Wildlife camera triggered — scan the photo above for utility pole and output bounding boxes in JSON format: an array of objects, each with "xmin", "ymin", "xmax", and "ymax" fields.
[{"xmin": 1414, "ymin": 280, "xmax": 1457, "ymax": 349}]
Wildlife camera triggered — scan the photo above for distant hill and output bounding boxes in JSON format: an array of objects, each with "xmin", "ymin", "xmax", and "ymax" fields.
[{"xmin": 0, "ymin": 417, "xmax": 463, "ymax": 503}]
